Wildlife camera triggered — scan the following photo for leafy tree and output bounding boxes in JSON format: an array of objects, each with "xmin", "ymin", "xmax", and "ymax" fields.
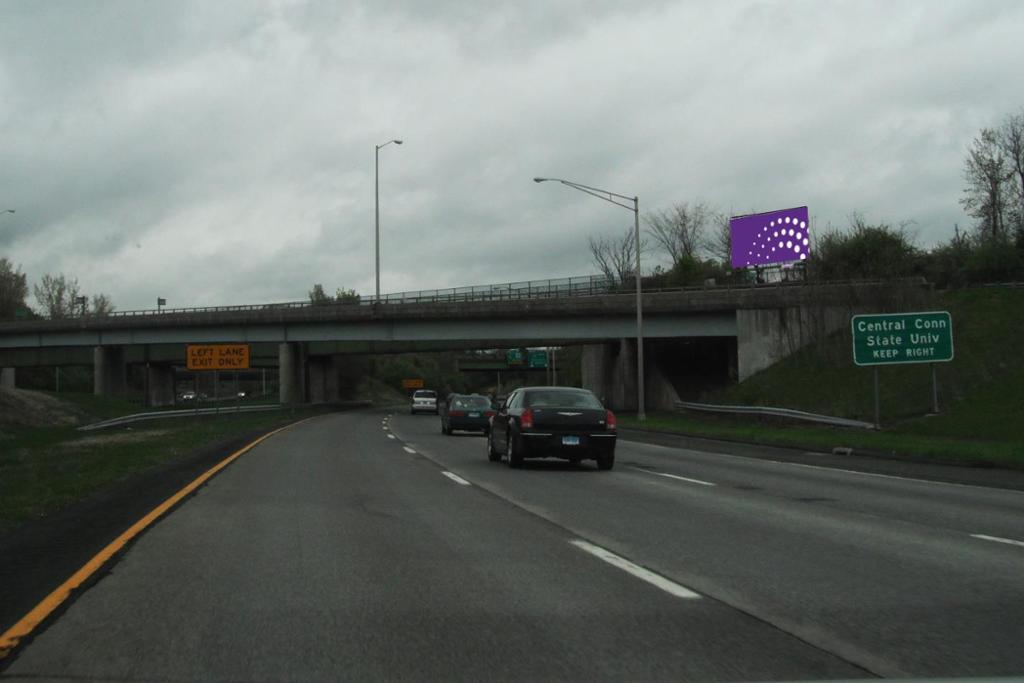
[
  {"xmin": 335, "ymin": 287, "xmax": 360, "ymax": 304},
  {"xmin": 922, "ymin": 225, "xmax": 972, "ymax": 289},
  {"xmin": 806, "ymin": 215, "xmax": 920, "ymax": 281},
  {"xmin": 963, "ymin": 233, "xmax": 1024, "ymax": 283},
  {"xmin": 309, "ymin": 283, "xmax": 360, "ymax": 305},
  {"xmin": 309, "ymin": 283, "xmax": 331, "ymax": 305},
  {"xmin": 32, "ymin": 273, "xmax": 114, "ymax": 318},
  {"xmin": 91, "ymin": 293, "xmax": 116, "ymax": 316},
  {"xmin": 0, "ymin": 258, "xmax": 29, "ymax": 319},
  {"xmin": 33, "ymin": 273, "xmax": 83, "ymax": 318}
]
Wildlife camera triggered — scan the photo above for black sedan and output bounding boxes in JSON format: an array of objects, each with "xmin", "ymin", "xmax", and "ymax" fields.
[
  {"xmin": 486, "ymin": 387, "xmax": 616, "ymax": 470},
  {"xmin": 441, "ymin": 394, "xmax": 495, "ymax": 435}
]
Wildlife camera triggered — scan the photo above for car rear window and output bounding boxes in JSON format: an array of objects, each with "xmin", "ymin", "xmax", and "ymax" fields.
[
  {"xmin": 524, "ymin": 390, "xmax": 602, "ymax": 409},
  {"xmin": 414, "ymin": 390, "xmax": 436, "ymax": 398},
  {"xmin": 452, "ymin": 396, "xmax": 491, "ymax": 409}
]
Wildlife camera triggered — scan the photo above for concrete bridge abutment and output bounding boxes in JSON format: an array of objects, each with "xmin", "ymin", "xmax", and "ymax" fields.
[
  {"xmin": 736, "ymin": 306, "xmax": 848, "ymax": 381},
  {"xmin": 1, "ymin": 367, "xmax": 14, "ymax": 389}
]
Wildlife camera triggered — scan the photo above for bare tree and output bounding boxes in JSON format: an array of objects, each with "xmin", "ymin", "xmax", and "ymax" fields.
[
  {"xmin": 645, "ymin": 202, "xmax": 712, "ymax": 266},
  {"xmin": 708, "ymin": 212, "xmax": 733, "ymax": 267},
  {"xmin": 0, "ymin": 258, "xmax": 29, "ymax": 319},
  {"xmin": 997, "ymin": 109, "xmax": 1024, "ymax": 233},
  {"xmin": 961, "ymin": 127, "xmax": 1011, "ymax": 237},
  {"xmin": 33, "ymin": 273, "xmax": 83, "ymax": 319},
  {"xmin": 589, "ymin": 226, "xmax": 644, "ymax": 285}
]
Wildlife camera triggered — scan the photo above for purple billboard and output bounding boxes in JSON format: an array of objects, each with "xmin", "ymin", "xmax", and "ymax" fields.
[{"xmin": 730, "ymin": 206, "xmax": 810, "ymax": 269}]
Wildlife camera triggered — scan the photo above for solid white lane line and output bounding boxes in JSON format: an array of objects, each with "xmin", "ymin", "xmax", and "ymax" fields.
[
  {"xmin": 442, "ymin": 471, "xmax": 471, "ymax": 486},
  {"xmin": 971, "ymin": 534, "xmax": 1024, "ymax": 548},
  {"xmin": 403, "ymin": 446, "xmax": 416, "ymax": 454},
  {"xmin": 569, "ymin": 540, "xmax": 700, "ymax": 600},
  {"xmin": 631, "ymin": 466, "xmax": 716, "ymax": 487},
  {"xmin": 387, "ymin": 434, "xmax": 396, "ymax": 440}
]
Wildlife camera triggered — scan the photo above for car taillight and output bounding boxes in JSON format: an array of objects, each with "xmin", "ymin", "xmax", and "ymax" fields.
[
  {"xmin": 520, "ymin": 408, "xmax": 534, "ymax": 430},
  {"xmin": 606, "ymin": 410, "xmax": 617, "ymax": 431},
  {"xmin": 485, "ymin": 410, "xmax": 495, "ymax": 418},
  {"xmin": 448, "ymin": 410, "xmax": 464, "ymax": 417}
]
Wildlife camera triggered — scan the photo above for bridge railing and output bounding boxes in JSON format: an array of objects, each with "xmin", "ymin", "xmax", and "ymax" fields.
[{"xmin": 24, "ymin": 274, "xmax": 925, "ymax": 321}]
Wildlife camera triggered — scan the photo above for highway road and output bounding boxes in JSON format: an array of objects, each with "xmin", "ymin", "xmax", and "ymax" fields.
[{"xmin": 4, "ymin": 409, "xmax": 1023, "ymax": 681}]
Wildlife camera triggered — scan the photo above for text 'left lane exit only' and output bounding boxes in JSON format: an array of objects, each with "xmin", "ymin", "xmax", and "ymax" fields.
[{"xmin": 187, "ymin": 344, "xmax": 251, "ymax": 370}]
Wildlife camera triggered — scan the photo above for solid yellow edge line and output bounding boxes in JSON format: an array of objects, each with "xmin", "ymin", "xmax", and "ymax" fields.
[{"xmin": 0, "ymin": 416, "xmax": 315, "ymax": 660}]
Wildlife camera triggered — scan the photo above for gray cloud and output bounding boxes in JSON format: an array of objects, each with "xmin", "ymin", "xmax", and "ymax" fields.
[{"xmin": 1, "ymin": 1, "xmax": 1022, "ymax": 310}]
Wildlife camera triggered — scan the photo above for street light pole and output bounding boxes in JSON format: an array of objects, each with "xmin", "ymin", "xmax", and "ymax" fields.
[
  {"xmin": 533, "ymin": 177, "xmax": 646, "ymax": 420},
  {"xmin": 375, "ymin": 139, "xmax": 403, "ymax": 301}
]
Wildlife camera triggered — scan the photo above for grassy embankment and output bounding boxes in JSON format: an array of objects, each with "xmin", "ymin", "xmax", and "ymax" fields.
[
  {"xmin": 0, "ymin": 395, "xmax": 331, "ymax": 535},
  {"xmin": 620, "ymin": 287, "xmax": 1024, "ymax": 467}
]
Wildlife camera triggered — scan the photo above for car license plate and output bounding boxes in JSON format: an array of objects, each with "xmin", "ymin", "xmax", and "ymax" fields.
[
  {"xmin": 562, "ymin": 435, "xmax": 580, "ymax": 446},
  {"xmin": 469, "ymin": 412, "xmax": 480, "ymax": 418}
]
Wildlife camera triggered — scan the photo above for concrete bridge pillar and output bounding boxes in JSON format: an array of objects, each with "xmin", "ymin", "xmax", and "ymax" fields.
[
  {"xmin": 146, "ymin": 364, "xmax": 176, "ymax": 407},
  {"xmin": 279, "ymin": 342, "xmax": 306, "ymax": 404},
  {"xmin": 1, "ymin": 367, "xmax": 15, "ymax": 389},
  {"xmin": 93, "ymin": 346, "xmax": 127, "ymax": 396},
  {"xmin": 582, "ymin": 339, "xmax": 638, "ymax": 412}
]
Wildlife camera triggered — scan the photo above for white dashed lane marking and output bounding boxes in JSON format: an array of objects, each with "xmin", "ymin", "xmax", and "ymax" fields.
[
  {"xmin": 570, "ymin": 539, "xmax": 700, "ymax": 600},
  {"xmin": 442, "ymin": 471, "xmax": 471, "ymax": 486},
  {"xmin": 630, "ymin": 466, "xmax": 716, "ymax": 487}
]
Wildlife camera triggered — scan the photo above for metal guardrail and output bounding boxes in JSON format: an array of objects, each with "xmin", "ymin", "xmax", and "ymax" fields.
[
  {"xmin": 78, "ymin": 404, "xmax": 285, "ymax": 431},
  {"xmin": 675, "ymin": 400, "xmax": 876, "ymax": 430}
]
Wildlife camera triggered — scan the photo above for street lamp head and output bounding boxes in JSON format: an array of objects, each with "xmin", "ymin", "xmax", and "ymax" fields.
[
  {"xmin": 394, "ymin": 139, "xmax": 403, "ymax": 145},
  {"xmin": 2, "ymin": 209, "xmax": 13, "ymax": 214},
  {"xmin": 533, "ymin": 177, "xmax": 548, "ymax": 183}
]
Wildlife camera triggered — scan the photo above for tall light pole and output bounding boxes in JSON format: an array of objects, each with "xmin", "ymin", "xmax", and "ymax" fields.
[
  {"xmin": 375, "ymin": 139, "xmax": 403, "ymax": 300},
  {"xmin": 533, "ymin": 177, "xmax": 646, "ymax": 420}
]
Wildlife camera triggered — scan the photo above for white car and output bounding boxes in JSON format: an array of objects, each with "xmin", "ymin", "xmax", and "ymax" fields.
[{"xmin": 410, "ymin": 389, "xmax": 438, "ymax": 415}]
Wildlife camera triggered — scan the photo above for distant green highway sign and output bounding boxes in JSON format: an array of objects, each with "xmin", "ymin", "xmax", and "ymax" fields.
[
  {"xmin": 528, "ymin": 350, "xmax": 548, "ymax": 369},
  {"xmin": 852, "ymin": 311, "xmax": 954, "ymax": 366}
]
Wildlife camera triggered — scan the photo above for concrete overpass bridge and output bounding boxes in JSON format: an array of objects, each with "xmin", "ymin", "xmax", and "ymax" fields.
[{"xmin": 0, "ymin": 276, "xmax": 929, "ymax": 410}]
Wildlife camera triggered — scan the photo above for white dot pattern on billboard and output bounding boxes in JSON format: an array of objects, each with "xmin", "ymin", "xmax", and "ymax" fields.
[{"xmin": 729, "ymin": 207, "xmax": 811, "ymax": 268}]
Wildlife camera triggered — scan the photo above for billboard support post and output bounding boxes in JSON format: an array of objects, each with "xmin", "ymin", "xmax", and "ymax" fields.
[{"xmin": 931, "ymin": 363, "xmax": 939, "ymax": 414}]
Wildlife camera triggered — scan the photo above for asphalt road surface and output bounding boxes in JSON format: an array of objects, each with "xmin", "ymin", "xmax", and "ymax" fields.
[{"xmin": 4, "ymin": 410, "xmax": 1023, "ymax": 681}]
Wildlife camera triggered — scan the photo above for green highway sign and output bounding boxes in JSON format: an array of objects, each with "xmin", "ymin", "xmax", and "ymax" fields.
[
  {"xmin": 852, "ymin": 311, "xmax": 954, "ymax": 366},
  {"xmin": 505, "ymin": 348, "xmax": 525, "ymax": 366},
  {"xmin": 528, "ymin": 350, "xmax": 548, "ymax": 369}
]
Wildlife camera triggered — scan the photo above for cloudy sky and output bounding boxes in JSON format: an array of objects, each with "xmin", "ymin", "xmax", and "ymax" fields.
[{"xmin": 1, "ymin": 0, "xmax": 1022, "ymax": 311}]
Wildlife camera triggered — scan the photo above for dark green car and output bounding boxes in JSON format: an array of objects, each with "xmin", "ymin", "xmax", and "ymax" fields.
[{"xmin": 441, "ymin": 394, "xmax": 494, "ymax": 435}]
